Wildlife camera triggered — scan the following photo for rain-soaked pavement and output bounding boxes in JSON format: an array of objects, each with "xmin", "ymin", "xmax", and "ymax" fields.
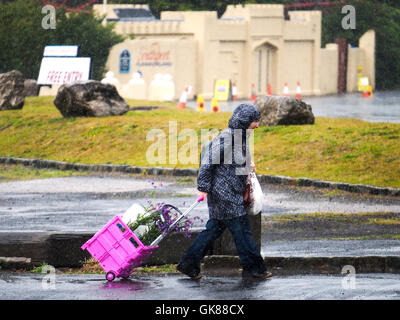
[
  {"xmin": 1, "ymin": 175, "xmax": 400, "ymax": 257},
  {"xmin": 1, "ymin": 272, "xmax": 400, "ymax": 300},
  {"xmin": 2, "ymin": 175, "xmax": 400, "ymax": 233},
  {"xmin": 186, "ymin": 90, "xmax": 400, "ymax": 123}
]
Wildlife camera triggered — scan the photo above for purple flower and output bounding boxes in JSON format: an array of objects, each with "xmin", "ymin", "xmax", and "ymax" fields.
[{"xmin": 135, "ymin": 199, "xmax": 197, "ymax": 244}]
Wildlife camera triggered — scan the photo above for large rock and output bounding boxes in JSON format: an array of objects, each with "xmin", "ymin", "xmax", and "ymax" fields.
[
  {"xmin": 23, "ymin": 79, "xmax": 39, "ymax": 97},
  {"xmin": 54, "ymin": 81, "xmax": 130, "ymax": 117},
  {"xmin": 0, "ymin": 70, "xmax": 25, "ymax": 110},
  {"xmin": 255, "ymin": 95, "xmax": 315, "ymax": 126}
]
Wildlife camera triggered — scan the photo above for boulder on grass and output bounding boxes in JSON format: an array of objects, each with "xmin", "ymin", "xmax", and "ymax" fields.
[
  {"xmin": 23, "ymin": 79, "xmax": 39, "ymax": 97},
  {"xmin": 255, "ymin": 95, "xmax": 315, "ymax": 126},
  {"xmin": 53, "ymin": 81, "xmax": 130, "ymax": 117},
  {"xmin": 0, "ymin": 70, "xmax": 25, "ymax": 110}
]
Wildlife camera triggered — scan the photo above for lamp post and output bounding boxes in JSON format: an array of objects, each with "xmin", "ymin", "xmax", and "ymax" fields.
[{"xmin": 102, "ymin": 0, "xmax": 107, "ymax": 26}]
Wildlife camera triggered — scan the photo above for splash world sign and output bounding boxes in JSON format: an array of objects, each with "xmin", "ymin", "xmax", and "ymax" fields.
[{"xmin": 136, "ymin": 42, "xmax": 172, "ymax": 67}]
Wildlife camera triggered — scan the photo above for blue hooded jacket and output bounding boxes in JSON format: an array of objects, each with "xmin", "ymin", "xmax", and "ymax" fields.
[{"xmin": 197, "ymin": 104, "xmax": 261, "ymax": 219}]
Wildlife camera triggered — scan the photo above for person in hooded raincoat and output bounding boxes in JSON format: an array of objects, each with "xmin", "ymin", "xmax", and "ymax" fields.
[{"xmin": 177, "ymin": 104, "xmax": 272, "ymax": 280}]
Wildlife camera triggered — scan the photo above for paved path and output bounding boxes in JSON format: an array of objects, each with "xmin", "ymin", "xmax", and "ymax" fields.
[
  {"xmin": 1, "ymin": 176, "xmax": 399, "ymax": 231},
  {"xmin": 1, "ymin": 175, "xmax": 399, "ymax": 256},
  {"xmin": 263, "ymin": 239, "xmax": 400, "ymax": 257},
  {"xmin": 0, "ymin": 176, "xmax": 175, "ymax": 193}
]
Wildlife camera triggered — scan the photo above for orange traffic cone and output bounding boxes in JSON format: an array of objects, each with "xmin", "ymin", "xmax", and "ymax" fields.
[
  {"xmin": 362, "ymin": 85, "xmax": 373, "ymax": 98},
  {"xmin": 267, "ymin": 83, "xmax": 272, "ymax": 96},
  {"xmin": 283, "ymin": 83, "xmax": 289, "ymax": 96},
  {"xmin": 177, "ymin": 86, "xmax": 189, "ymax": 109},
  {"xmin": 211, "ymin": 97, "xmax": 219, "ymax": 113},
  {"xmin": 197, "ymin": 94, "xmax": 206, "ymax": 112},
  {"xmin": 251, "ymin": 83, "xmax": 256, "ymax": 102},
  {"xmin": 295, "ymin": 82, "xmax": 302, "ymax": 99}
]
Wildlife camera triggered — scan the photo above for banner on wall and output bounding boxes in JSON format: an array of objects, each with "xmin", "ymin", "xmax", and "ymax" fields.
[{"xmin": 136, "ymin": 42, "xmax": 172, "ymax": 67}]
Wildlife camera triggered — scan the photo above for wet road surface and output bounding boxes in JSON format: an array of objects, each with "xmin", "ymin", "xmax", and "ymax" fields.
[
  {"xmin": 1, "ymin": 175, "xmax": 400, "ymax": 256},
  {"xmin": 186, "ymin": 91, "xmax": 400, "ymax": 123},
  {"xmin": 1, "ymin": 272, "xmax": 400, "ymax": 300}
]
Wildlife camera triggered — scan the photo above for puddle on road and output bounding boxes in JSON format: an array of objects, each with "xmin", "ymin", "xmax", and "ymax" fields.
[{"xmin": 102, "ymin": 278, "xmax": 151, "ymax": 292}]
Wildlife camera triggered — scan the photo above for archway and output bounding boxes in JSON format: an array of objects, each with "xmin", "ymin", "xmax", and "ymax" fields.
[{"xmin": 253, "ymin": 42, "xmax": 277, "ymax": 95}]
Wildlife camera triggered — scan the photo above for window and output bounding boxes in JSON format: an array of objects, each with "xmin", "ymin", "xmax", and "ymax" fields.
[
  {"xmin": 129, "ymin": 237, "xmax": 139, "ymax": 248},
  {"xmin": 117, "ymin": 223, "xmax": 126, "ymax": 232}
]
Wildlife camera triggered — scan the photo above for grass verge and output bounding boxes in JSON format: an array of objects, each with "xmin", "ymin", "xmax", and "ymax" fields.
[
  {"xmin": 0, "ymin": 96, "xmax": 399, "ymax": 188},
  {"xmin": 74, "ymin": 257, "xmax": 178, "ymax": 275},
  {"xmin": 262, "ymin": 211, "xmax": 400, "ymax": 241},
  {"xmin": 0, "ymin": 163, "xmax": 92, "ymax": 181}
]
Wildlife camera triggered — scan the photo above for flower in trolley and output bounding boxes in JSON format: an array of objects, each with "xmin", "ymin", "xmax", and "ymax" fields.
[{"xmin": 123, "ymin": 200, "xmax": 200, "ymax": 246}]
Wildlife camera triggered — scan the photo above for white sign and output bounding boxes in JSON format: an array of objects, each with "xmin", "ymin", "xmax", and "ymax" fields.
[
  {"xmin": 43, "ymin": 45, "xmax": 78, "ymax": 57},
  {"xmin": 360, "ymin": 77, "xmax": 369, "ymax": 86},
  {"xmin": 37, "ymin": 57, "xmax": 91, "ymax": 85}
]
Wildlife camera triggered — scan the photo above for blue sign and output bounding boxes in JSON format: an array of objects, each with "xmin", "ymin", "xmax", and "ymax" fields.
[{"xmin": 119, "ymin": 49, "xmax": 130, "ymax": 73}]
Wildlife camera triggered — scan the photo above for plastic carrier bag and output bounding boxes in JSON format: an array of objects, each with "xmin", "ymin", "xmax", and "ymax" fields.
[
  {"xmin": 245, "ymin": 172, "xmax": 263, "ymax": 215},
  {"xmin": 121, "ymin": 203, "xmax": 150, "ymax": 237}
]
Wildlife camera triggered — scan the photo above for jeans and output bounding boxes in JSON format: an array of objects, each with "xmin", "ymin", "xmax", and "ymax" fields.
[{"xmin": 178, "ymin": 214, "xmax": 266, "ymax": 275}]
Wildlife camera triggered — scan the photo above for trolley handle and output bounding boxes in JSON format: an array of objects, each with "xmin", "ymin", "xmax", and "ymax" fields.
[{"xmin": 160, "ymin": 204, "xmax": 184, "ymax": 216}]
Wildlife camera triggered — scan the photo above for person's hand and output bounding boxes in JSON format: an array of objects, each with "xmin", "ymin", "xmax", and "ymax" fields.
[
  {"xmin": 250, "ymin": 161, "xmax": 256, "ymax": 173},
  {"xmin": 198, "ymin": 192, "xmax": 207, "ymax": 202}
]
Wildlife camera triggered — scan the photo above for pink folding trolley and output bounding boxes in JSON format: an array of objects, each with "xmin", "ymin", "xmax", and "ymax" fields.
[{"xmin": 81, "ymin": 195, "xmax": 204, "ymax": 281}]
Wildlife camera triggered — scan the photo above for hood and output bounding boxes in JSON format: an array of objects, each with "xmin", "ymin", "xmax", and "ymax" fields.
[{"xmin": 228, "ymin": 103, "xmax": 261, "ymax": 130}]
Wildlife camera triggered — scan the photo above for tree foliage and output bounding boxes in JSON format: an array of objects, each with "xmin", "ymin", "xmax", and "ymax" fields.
[
  {"xmin": 321, "ymin": 0, "xmax": 400, "ymax": 90},
  {"xmin": 0, "ymin": 0, "xmax": 124, "ymax": 80}
]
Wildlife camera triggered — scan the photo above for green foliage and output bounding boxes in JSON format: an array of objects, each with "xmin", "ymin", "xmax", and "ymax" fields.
[
  {"xmin": 127, "ymin": 209, "xmax": 161, "ymax": 246},
  {"xmin": 107, "ymin": 0, "xmax": 297, "ymax": 18},
  {"xmin": 321, "ymin": 0, "xmax": 400, "ymax": 90},
  {"xmin": 109, "ymin": 0, "xmax": 247, "ymax": 18},
  {"xmin": 30, "ymin": 262, "xmax": 49, "ymax": 273},
  {"xmin": 0, "ymin": 0, "xmax": 124, "ymax": 80}
]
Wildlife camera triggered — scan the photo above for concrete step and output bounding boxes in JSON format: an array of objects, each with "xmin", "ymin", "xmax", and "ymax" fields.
[{"xmin": 203, "ymin": 255, "xmax": 400, "ymax": 275}]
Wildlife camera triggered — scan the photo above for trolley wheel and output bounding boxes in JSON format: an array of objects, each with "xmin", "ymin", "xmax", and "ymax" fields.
[{"xmin": 106, "ymin": 271, "xmax": 116, "ymax": 282}]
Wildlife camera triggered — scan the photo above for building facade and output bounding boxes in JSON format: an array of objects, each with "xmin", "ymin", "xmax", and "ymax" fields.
[{"xmin": 95, "ymin": 3, "xmax": 375, "ymax": 100}]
